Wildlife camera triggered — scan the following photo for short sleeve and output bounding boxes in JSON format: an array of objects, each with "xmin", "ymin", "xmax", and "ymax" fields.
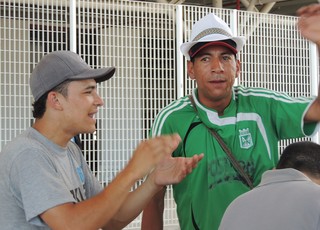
[{"xmin": 10, "ymin": 149, "xmax": 75, "ymax": 226}]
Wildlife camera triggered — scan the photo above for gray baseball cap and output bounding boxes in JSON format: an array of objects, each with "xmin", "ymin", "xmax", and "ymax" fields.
[{"xmin": 30, "ymin": 50, "xmax": 116, "ymax": 101}]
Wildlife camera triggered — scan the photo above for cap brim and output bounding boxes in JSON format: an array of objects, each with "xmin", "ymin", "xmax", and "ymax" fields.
[{"xmin": 71, "ymin": 67, "xmax": 116, "ymax": 83}]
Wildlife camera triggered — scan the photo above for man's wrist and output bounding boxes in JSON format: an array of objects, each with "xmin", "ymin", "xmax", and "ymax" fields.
[{"xmin": 145, "ymin": 172, "xmax": 164, "ymax": 193}]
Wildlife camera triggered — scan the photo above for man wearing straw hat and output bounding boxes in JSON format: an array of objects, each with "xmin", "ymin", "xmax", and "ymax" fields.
[{"xmin": 142, "ymin": 4, "xmax": 320, "ymax": 230}]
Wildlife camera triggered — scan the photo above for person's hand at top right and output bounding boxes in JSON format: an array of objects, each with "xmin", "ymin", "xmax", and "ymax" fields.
[{"xmin": 297, "ymin": 4, "xmax": 320, "ymax": 45}]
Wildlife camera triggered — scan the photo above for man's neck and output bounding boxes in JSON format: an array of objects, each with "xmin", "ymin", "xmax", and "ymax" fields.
[{"xmin": 32, "ymin": 119, "xmax": 72, "ymax": 147}]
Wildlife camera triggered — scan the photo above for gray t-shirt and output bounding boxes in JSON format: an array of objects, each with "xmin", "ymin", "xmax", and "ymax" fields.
[{"xmin": 0, "ymin": 127, "xmax": 103, "ymax": 229}]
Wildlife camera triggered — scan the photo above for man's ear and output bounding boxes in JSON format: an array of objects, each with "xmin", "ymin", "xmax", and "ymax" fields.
[
  {"xmin": 187, "ymin": 60, "xmax": 196, "ymax": 80},
  {"xmin": 47, "ymin": 91, "xmax": 63, "ymax": 110},
  {"xmin": 235, "ymin": 59, "xmax": 241, "ymax": 79}
]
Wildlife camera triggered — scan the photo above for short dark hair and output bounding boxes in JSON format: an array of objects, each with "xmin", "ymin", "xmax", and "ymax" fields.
[
  {"xmin": 32, "ymin": 80, "xmax": 71, "ymax": 119},
  {"xmin": 276, "ymin": 141, "xmax": 320, "ymax": 179}
]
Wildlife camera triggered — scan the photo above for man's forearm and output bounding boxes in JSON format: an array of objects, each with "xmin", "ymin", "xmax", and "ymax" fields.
[
  {"xmin": 41, "ymin": 167, "xmax": 138, "ymax": 230},
  {"xmin": 105, "ymin": 173, "xmax": 163, "ymax": 229},
  {"xmin": 141, "ymin": 187, "xmax": 166, "ymax": 230}
]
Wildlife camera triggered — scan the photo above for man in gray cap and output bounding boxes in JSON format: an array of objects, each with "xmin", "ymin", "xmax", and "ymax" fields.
[
  {"xmin": 0, "ymin": 50, "xmax": 203, "ymax": 229},
  {"xmin": 142, "ymin": 5, "xmax": 320, "ymax": 230}
]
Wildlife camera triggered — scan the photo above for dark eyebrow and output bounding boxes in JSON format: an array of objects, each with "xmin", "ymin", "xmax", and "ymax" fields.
[
  {"xmin": 84, "ymin": 85, "xmax": 96, "ymax": 91},
  {"xmin": 222, "ymin": 51, "xmax": 234, "ymax": 55}
]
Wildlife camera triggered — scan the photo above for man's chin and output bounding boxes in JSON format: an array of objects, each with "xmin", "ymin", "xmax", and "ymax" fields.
[{"xmin": 82, "ymin": 127, "xmax": 97, "ymax": 134}]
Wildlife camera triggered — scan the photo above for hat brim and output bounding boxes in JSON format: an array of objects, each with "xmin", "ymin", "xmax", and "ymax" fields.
[
  {"xmin": 181, "ymin": 35, "xmax": 246, "ymax": 60},
  {"xmin": 70, "ymin": 67, "xmax": 116, "ymax": 83}
]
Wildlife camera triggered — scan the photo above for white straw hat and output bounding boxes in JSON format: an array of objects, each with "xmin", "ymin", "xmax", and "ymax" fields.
[{"xmin": 180, "ymin": 13, "xmax": 246, "ymax": 60}]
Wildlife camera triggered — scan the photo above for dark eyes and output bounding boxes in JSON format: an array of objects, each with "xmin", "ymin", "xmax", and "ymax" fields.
[
  {"xmin": 84, "ymin": 90, "xmax": 93, "ymax": 94},
  {"xmin": 84, "ymin": 86, "xmax": 96, "ymax": 94},
  {"xmin": 200, "ymin": 55, "xmax": 232, "ymax": 62},
  {"xmin": 201, "ymin": 57, "xmax": 210, "ymax": 62},
  {"xmin": 222, "ymin": 55, "xmax": 232, "ymax": 60}
]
